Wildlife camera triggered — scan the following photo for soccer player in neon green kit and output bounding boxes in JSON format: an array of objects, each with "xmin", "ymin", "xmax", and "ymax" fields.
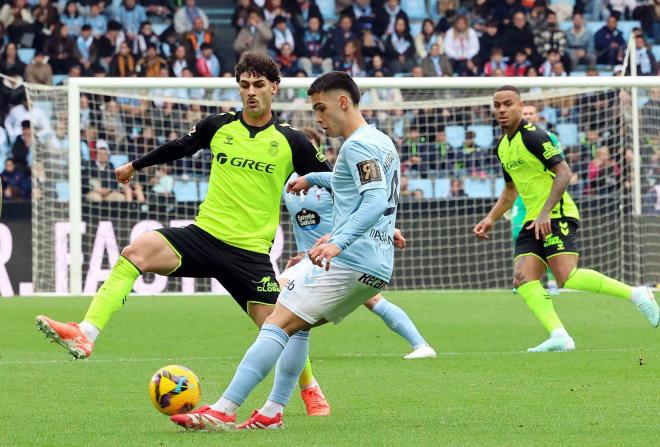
[{"xmin": 474, "ymin": 85, "xmax": 658, "ymax": 352}]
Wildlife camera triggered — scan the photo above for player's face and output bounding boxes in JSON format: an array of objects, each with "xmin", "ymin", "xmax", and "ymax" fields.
[
  {"xmin": 238, "ymin": 73, "xmax": 278, "ymax": 119},
  {"xmin": 521, "ymin": 105, "xmax": 539, "ymax": 122},
  {"xmin": 310, "ymin": 90, "xmax": 348, "ymax": 138},
  {"xmin": 493, "ymin": 90, "xmax": 522, "ymax": 130}
]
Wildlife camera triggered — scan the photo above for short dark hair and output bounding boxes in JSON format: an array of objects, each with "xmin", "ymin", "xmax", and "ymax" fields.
[
  {"xmin": 495, "ymin": 85, "xmax": 521, "ymax": 96},
  {"xmin": 307, "ymin": 71, "xmax": 360, "ymax": 105},
  {"xmin": 234, "ymin": 51, "xmax": 281, "ymax": 84}
]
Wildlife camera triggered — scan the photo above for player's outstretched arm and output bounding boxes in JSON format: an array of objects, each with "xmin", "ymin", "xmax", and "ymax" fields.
[
  {"xmin": 525, "ymin": 161, "xmax": 572, "ymax": 240},
  {"xmin": 473, "ymin": 182, "xmax": 517, "ymax": 240}
]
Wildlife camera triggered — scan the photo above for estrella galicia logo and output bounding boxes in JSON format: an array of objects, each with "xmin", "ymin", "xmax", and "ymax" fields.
[
  {"xmin": 215, "ymin": 152, "xmax": 276, "ymax": 173},
  {"xmin": 252, "ymin": 276, "xmax": 280, "ymax": 293},
  {"xmin": 296, "ymin": 209, "xmax": 321, "ymax": 231}
]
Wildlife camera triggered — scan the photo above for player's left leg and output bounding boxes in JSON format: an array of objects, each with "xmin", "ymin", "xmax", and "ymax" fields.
[{"xmin": 364, "ymin": 295, "xmax": 436, "ymax": 359}]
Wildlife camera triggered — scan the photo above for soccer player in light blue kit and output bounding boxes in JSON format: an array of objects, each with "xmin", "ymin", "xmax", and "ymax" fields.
[
  {"xmin": 171, "ymin": 72, "xmax": 404, "ymax": 431},
  {"xmin": 283, "ymin": 166, "xmax": 435, "ymax": 360}
]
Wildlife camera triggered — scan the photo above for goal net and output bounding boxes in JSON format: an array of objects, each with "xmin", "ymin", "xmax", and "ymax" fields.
[{"xmin": 24, "ymin": 77, "xmax": 659, "ymax": 294}]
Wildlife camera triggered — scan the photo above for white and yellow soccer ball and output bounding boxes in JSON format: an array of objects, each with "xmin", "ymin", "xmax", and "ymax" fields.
[{"xmin": 149, "ymin": 365, "xmax": 201, "ymax": 415}]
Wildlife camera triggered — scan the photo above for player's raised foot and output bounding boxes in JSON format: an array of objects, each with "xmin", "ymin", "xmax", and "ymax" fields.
[
  {"xmin": 236, "ymin": 410, "xmax": 283, "ymax": 430},
  {"xmin": 527, "ymin": 334, "xmax": 575, "ymax": 352},
  {"xmin": 301, "ymin": 385, "xmax": 331, "ymax": 416},
  {"xmin": 631, "ymin": 286, "xmax": 659, "ymax": 328},
  {"xmin": 404, "ymin": 344, "xmax": 437, "ymax": 359},
  {"xmin": 547, "ymin": 279, "xmax": 560, "ymax": 296},
  {"xmin": 170, "ymin": 405, "xmax": 236, "ymax": 431},
  {"xmin": 35, "ymin": 315, "xmax": 93, "ymax": 359}
]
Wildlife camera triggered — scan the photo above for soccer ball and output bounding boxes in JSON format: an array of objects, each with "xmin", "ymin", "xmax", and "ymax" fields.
[{"xmin": 149, "ymin": 364, "xmax": 201, "ymax": 415}]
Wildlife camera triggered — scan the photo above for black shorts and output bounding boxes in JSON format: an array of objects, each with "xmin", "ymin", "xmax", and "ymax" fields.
[
  {"xmin": 156, "ymin": 225, "xmax": 280, "ymax": 311},
  {"xmin": 514, "ymin": 218, "xmax": 580, "ymax": 264}
]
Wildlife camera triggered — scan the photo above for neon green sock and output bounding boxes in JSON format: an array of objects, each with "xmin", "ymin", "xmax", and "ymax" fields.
[
  {"xmin": 298, "ymin": 357, "xmax": 315, "ymax": 388},
  {"xmin": 83, "ymin": 256, "xmax": 140, "ymax": 329},
  {"xmin": 518, "ymin": 280, "xmax": 564, "ymax": 334},
  {"xmin": 563, "ymin": 268, "xmax": 632, "ymax": 300}
]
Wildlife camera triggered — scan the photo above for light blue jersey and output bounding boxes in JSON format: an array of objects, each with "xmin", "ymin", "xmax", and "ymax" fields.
[
  {"xmin": 330, "ymin": 125, "xmax": 400, "ymax": 282},
  {"xmin": 283, "ymin": 175, "xmax": 333, "ymax": 252}
]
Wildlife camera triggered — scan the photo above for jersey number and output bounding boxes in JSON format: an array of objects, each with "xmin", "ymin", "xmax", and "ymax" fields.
[{"xmin": 384, "ymin": 170, "xmax": 399, "ymax": 216}]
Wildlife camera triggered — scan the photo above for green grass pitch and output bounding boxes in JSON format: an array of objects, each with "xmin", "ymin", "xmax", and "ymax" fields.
[{"xmin": 1, "ymin": 291, "xmax": 658, "ymax": 446}]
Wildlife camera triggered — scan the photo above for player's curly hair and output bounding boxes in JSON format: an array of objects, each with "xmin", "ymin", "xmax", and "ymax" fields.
[{"xmin": 234, "ymin": 51, "xmax": 281, "ymax": 84}]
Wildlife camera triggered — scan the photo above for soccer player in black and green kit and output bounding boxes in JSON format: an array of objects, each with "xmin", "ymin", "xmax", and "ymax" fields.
[
  {"xmin": 473, "ymin": 86, "xmax": 658, "ymax": 352},
  {"xmin": 36, "ymin": 52, "xmax": 332, "ymax": 414}
]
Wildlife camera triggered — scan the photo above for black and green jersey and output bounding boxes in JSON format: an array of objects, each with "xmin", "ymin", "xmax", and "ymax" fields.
[
  {"xmin": 495, "ymin": 119, "xmax": 579, "ymax": 222},
  {"xmin": 133, "ymin": 111, "xmax": 331, "ymax": 254}
]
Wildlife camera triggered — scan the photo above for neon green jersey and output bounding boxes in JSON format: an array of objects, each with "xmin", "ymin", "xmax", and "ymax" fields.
[
  {"xmin": 496, "ymin": 120, "xmax": 579, "ymax": 223},
  {"xmin": 133, "ymin": 111, "xmax": 330, "ymax": 254}
]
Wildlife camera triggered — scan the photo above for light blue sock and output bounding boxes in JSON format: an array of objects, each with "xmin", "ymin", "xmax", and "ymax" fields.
[
  {"xmin": 267, "ymin": 331, "xmax": 310, "ymax": 405},
  {"xmin": 371, "ymin": 298, "xmax": 427, "ymax": 348},
  {"xmin": 221, "ymin": 324, "xmax": 289, "ymax": 406}
]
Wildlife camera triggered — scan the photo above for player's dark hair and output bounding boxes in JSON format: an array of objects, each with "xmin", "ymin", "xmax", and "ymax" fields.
[
  {"xmin": 495, "ymin": 85, "xmax": 521, "ymax": 97},
  {"xmin": 307, "ymin": 71, "xmax": 361, "ymax": 105},
  {"xmin": 235, "ymin": 51, "xmax": 281, "ymax": 84}
]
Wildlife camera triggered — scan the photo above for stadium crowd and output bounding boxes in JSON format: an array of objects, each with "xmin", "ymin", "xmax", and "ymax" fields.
[{"xmin": 0, "ymin": 0, "xmax": 658, "ymax": 211}]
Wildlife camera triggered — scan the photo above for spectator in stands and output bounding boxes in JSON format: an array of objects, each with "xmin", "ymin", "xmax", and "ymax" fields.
[
  {"xmin": 502, "ymin": 11, "xmax": 538, "ymax": 64},
  {"xmin": 109, "ymin": 40, "xmax": 135, "ymax": 76},
  {"xmin": 0, "ymin": 0, "xmax": 34, "ymax": 45},
  {"xmin": 477, "ymin": 19, "xmax": 503, "ymax": 66},
  {"xmin": 85, "ymin": 2, "xmax": 108, "ymax": 38},
  {"xmin": 434, "ymin": 3, "xmax": 457, "ymax": 34},
  {"xmin": 77, "ymin": 24, "xmax": 96, "ymax": 70},
  {"xmin": 443, "ymin": 15, "xmax": 480, "ymax": 76},
  {"xmin": 0, "ymin": 42, "xmax": 25, "ymax": 77},
  {"xmin": 483, "ymin": 47, "xmax": 507, "ymax": 76},
  {"xmin": 448, "ymin": 178, "xmax": 467, "ymax": 198},
  {"xmin": 289, "ymin": 0, "xmax": 323, "ymax": 39},
  {"xmin": 195, "ymin": 42, "xmax": 220, "ymax": 77},
  {"xmin": 3, "ymin": 96, "xmax": 28, "ymax": 142},
  {"xmin": 550, "ymin": 60, "xmax": 567, "ymax": 77},
  {"xmin": 401, "ymin": 127, "xmax": 428, "ymax": 176},
  {"xmin": 539, "ymin": 49, "xmax": 561, "ymax": 76},
  {"xmin": 398, "ymin": 173, "xmax": 410, "ymax": 198},
  {"xmin": 415, "ymin": 18, "xmax": 443, "ymax": 60},
  {"xmin": 367, "ymin": 54, "xmax": 391, "ymax": 76},
  {"xmin": 174, "ymin": 0, "xmax": 209, "ymax": 35},
  {"xmin": 275, "ymin": 42, "xmax": 299, "ymax": 76},
  {"xmin": 609, "ymin": 0, "xmax": 637, "ymax": 19},
  {"xmin": 327, "ymin": 14, "xmax": 358, "ymax": 61},
  {"xmin": 634, "ymin": 34, "xmax": 657, "ymax": 76},
  {"xmin": 83, "ymin": 142, "xmax": 128, "ymax": 202},
  {"xmin": 11, "ymin": 119, "xmax": 30, "ymax": 172},
  {"xmin": 376, "ymin": 0, "xmax": 408, "ymax": 38},
  {"xmin": 566, "ymin": 12, "xmax": 595, "ymax": 69},
  {"xmin": 89, "ymin": 20, "xmax": 123, "ymax": 71},
  {"xmin": 410, "ymin": 65, "xmax": 424, "ymax": 77},
  {"xmin": 24, "ymin": 49, "xmax": 52, "ymax": 85},
  {"xmin": 133, "ymin": 21, "xmax": 160, "ymax": 58},
  {"xmin": 421, "ymin": 42, "xmax": 452, "ymax": 77},
  {"xmin": 137, "ymin": 43, "xmax": 168, "ymax": 77},
  {"xmin": 533, "ymin": 10, "xmax": 567, "ymax": 64},
  {"xmin": 233, "ymin": 8, "xmax": 272, "ymax": 55},
  {"xmin": 150, "ymin": 164, "xmax": 174, "ymax": 199},
  {"xmin": 169, "ymin": 44, "xmax": 194, "ymax": 77},
  {"xmin": 32, "ymin": 0, "xmax": 59, "ymax": 49},
  {"xmin": 183, "ymin": 16, "xmax": 213, "ymax": 57},
  {"xmin": 142, "ymin": 0, "xmax": 172, "ymax": 24},
  {"xmin": 587, "ymin": 146, "xmax": 620, "ymax": 195},
  {"xmin": 595, "ymin": 15, "xmax": 626, "ymax": 66},
  {"xmin": 60, "ymin": 1, "xmax": 83, "ymax": 37},
  {"xmin": 232, "ymin": 0, "xmax": 256, "ymax": 32},
  {"xmin": 272, "ymin": 15, "xmax": 295, "ymax": 52},
  {"xmin": 1, "ymin": 158, "xmax": 30, "ymax": 201},
  {"xmin": 384, "ymin": 16, "xmax": 415, "ymax": 74},
  {"xmin": 360, "ymin": 28, "xmax": 385, "ymax": 65},
  {"xmin": 429, "ymin": 127, "xmax": 451, "ymax": 173},
  {"xmin": 115, "ymin": 0, "xmax": 147, "ymax": 42},
  {"xmin": 492, "ymin": 0, "xmax": 520, "ymax": 27},
  {"xmin": 333, "ymin": 38, "xmax": 366, "ymax": 77},
  {"xmin": 100, "ymin": 99, "xmax": 127, "ymax": 146},
  {"xmin": 264, "ymin": 0, "xmax": 290, "ymax": 27},
  {"xmin": 298, "ymin": 15, "xmax": 332, "ymax": 75},
  {"xmin": 46, "ymin": 23, "xmax": 81, "ymax": 74},
  {"xmin": 341, "ymin": 0, "xmax": 377, "ymax": 34},
  {"xmin": 506, "ymin": 50, "xmax": 530, "ymax": 76}
]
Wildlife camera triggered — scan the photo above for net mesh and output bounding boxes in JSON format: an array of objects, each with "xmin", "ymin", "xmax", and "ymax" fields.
[{"xmin": 24, "ymin": 81, "xmax": 660, "ymax": 293}]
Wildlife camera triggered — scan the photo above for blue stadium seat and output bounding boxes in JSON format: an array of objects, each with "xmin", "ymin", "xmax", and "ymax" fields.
[
  {"xmin": 571, "ymin": 71, "xmax": 586, "ymax": 77},
  {"xmin": 559, "ymin": 21, "xmax": 572, "ymax": 32},
  {"xmin": 151, "ymin": 23, "xmax": 168, "ymax": 36},
  {"xmin": 445, "ymin": 125, "xmax": 466, "ymax": 149},
  {"xmin": 17, "ymin": 48, "xmax": 35, "ymax": 65},
  {"xmin": 467, "ymin": 125, "xmax": 494, "ymax": 149},
  {"xmin": 52, "ymin": 74, "xmax": 69, "ymax": 86},
  {"xmin": 409, "ymin": 20, "xmax": 422, "ymax": 37},
  {"xmin": 555, "ymin": 123, "xmax": 580, "ymax": 147},
  {"xmin": 407, "ymin": 178, "xmax": 433, "ymax": 198},
  {"xmin": 401, "ymin": 0, "xmax": 427, "ymax": 20},
  {"xmin": 316, "ymin": 0, "xmax": 336, "ymax": 21},
  {"xmin": 586, "ymin": 21, "xmax": 605, "ymax": 36},
  {"xmin": 653, "ymin": 45, "xmax": 660, "ymax": 61},
  {"xmin": 173, "ymin": 180, "xmax": 198, "ymax": 202},
  {"xmin": 494, "ymin": 177, "xmax": 505, "ymax": 196},
  {"xmin": 617, "ymin": 21, "xmax": 640, "ymax": 41},
  {"xmin": 109, "ymin": 154, "xmax": 129, "ymax": 168},
  {"xmin": 463, "ymin": 178, "xmax": 492, "ymax": 198},
  {"xmin": 433, "ymin": 178, "xmax": 450, "ymax": 198},
  {"xmin": 56, "ymin": 182, "xmax": 70, "ymax": 201},
  {"xmin": 198, "ymin": 180, "xmax": 208, "ymax": 201}
]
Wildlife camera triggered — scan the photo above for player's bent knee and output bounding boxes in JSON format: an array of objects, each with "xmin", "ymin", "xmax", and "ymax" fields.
[
  {"xmin": 264, "ymin": 304, "xmax": 312, "ymax": 335},
  {"xmin": 363, "ymin": 295, "xmax": 382, "ymax": 310}
]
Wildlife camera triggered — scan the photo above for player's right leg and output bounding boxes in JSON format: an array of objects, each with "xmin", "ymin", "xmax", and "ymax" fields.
[{"xmin": 36, "ymin": 231, "xmax": 180, "ymax": 358}]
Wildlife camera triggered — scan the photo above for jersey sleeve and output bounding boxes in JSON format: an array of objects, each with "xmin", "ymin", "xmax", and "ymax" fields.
[
  {"xmin": 285, "ymin": 128, "xmax": 333, "ymax": 175},
  {"xmin": 521, "ymin": 126, "xmax": 565, "ymax": 170},
  {"xmin": 343, "ymin": 140, "xmax": 388, "ymax": 194},
  {"xmin": 132, "ymin": 113, "xmax": 229, "ymax": 170}
]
